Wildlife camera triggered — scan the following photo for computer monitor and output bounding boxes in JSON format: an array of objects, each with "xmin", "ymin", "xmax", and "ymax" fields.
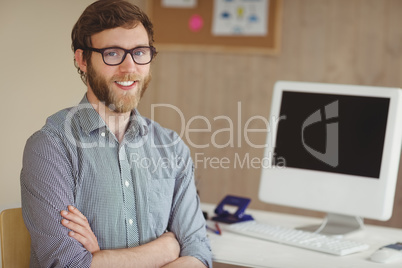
[{"xmin": 259, "ymin": 81, "xmax": 402, "ymax": 235}]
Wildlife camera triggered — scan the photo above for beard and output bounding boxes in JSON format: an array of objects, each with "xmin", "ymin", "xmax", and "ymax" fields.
[{"xmin": 86, "ymin": 61, "xmax": 151, "ymax": 113}]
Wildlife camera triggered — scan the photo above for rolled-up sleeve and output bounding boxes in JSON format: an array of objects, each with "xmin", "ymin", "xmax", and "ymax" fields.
[
  {"xmin": 168, "ymin": 135, "xmax": 213, "ymax": 267},
  {"xmin": 21, "ymin": 130, "xmax": 92, "ymax": 268}
]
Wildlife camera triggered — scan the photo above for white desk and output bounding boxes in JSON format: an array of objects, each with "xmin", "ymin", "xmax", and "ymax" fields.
[{"xmin": 201, "ymin": 203, "xmax": 402, "ymax": 268}]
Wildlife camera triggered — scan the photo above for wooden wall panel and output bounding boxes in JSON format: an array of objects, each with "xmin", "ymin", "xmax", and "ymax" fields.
[{"xmin": 139, "ymin": 0, "xmax": 402, "ymax": 228}]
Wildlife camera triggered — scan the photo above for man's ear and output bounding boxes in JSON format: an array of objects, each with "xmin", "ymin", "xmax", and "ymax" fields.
[{"xmin": 75, "ymin": 49, "xmax": 87, "ymax": 73}]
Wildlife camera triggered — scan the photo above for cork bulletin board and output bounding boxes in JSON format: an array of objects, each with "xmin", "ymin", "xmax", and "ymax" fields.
[{"xmin": 147, "ymin": 0, "xmax": 282, "ymax": 55}]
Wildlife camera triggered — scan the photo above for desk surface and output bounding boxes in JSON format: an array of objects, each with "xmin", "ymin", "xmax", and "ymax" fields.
[{"xmin": 201, "ymin": 203, "xmax": 402, "ymax": 268}]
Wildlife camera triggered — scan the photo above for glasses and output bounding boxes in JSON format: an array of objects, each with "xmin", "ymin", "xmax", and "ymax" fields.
[{"xmin": 86, "ymin": 46, "xmax": 156, "ymax": 66}]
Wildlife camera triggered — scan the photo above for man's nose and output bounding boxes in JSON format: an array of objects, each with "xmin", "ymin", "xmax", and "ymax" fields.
[{"xmin": 119, "ymin": 53, "xmax": 137, "ymax": 73}]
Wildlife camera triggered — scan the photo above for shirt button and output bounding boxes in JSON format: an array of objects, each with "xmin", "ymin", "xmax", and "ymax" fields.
[
  {"xmin": 125, "ymin": 180, "xmax": 129, "ymax": 187},
  {"xmin": 129, "ymin": 219, "xmax": 133, "ymax": 225},
  {"xmin": 101, "ymin": 132, "xmax": 105, "ymax": 137}
]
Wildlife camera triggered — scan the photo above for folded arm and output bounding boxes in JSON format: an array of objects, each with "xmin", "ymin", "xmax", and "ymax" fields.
[
  {"xmin": 90, "ymin": 233, "xmax": 180, "ymax": 268},
  {"xmin": 61, "ymin": 206, "xmax": 180, "ymax": 267}
]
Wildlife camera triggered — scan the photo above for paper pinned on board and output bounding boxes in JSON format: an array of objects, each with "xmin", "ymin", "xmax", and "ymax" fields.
[
  {"xmin": 162, "ymin": 0, "xmax": 197, "ymax": 8},
  {"xmin": 212, "ymin": 0, "xmax": 269, "ymax": 36}
]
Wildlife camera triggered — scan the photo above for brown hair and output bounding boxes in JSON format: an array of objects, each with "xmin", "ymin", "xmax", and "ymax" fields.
[{"xmin": 71, "ymin": 0, "xmax": 155, "ymax": 84}]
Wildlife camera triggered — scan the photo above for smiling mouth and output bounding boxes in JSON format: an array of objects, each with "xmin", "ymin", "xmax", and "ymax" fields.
[{"xmin": 116, "ymin": 81, "xmax": 136, "ymax": 87}]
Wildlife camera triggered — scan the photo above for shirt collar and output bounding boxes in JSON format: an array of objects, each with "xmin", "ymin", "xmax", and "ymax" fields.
[
  {"xmin": 77, "ymin": 95, "xmax": 105, "ymax": 135},
  {"xmin": 77, "ymin": 94, "xmax": 148, "ymax": 138},
  {"xmin": 130, "ymin": 109, "xmax": 149, "ymax": 137}
]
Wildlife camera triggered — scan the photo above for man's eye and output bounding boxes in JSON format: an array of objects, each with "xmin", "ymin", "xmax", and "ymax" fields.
[
  {"xmin": 104, "ymin": 49, "xmax": 122, "ymax": 57},
  {"xmin": 133, "ymin": 50, "xmax": 145, "ymax": 56}
]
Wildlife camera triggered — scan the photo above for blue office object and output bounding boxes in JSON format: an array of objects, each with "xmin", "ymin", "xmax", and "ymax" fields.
[{"xmin": 212, "ymin": 195, "xmax": 254, "ymax": 224}]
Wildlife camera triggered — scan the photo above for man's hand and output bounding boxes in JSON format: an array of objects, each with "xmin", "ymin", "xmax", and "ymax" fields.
[{"xmin": 61, "ymin": 206, "xmax": 100, "ymax": 254}]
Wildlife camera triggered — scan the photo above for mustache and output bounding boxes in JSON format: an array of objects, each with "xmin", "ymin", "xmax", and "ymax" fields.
[{"xmin": 112, "ymin": 74, "xmax": 142, "ymax": 82}]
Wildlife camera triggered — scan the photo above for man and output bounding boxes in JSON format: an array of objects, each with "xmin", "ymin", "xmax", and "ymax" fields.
[{"xmin": 20, "ymin": 0, "xmax": 212, "ymax": 267}]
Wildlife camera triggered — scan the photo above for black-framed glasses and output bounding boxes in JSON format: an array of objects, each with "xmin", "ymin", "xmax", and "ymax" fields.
[{"xmin": 85, "ymin": 46, "xmax": 156, "ymax": 66}]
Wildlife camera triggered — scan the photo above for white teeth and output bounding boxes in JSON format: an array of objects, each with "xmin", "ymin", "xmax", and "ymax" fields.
[{"xmin": 116, "ymin": 81, "xmax": 135, "ymax": 86}]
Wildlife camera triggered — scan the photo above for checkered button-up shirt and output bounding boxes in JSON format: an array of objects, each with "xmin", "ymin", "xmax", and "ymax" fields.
[{"xmin": 21, "ymin": 95, "xmax": 212, "ymax": 267}]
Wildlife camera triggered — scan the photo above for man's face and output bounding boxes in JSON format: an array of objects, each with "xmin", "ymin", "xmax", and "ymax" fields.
[{"xmin": 86, "ymin": 24, "xmax": 151, "ymax": 113}]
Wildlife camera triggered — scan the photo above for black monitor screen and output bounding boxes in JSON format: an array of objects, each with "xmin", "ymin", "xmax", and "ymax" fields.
[{"xmin": 274, "ymin": 91, "xmax": 390, "ymax": 179}]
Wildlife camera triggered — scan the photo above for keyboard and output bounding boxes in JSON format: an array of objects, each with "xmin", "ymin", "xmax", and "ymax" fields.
[{"xmin": 225, "ymin": 221, "xmax": 369, "ymax": 256}]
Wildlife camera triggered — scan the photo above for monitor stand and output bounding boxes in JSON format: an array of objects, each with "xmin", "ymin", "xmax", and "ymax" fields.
[{"xmin": 297, "ymin": 213, "xmax": 365, "ymax": 236}]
